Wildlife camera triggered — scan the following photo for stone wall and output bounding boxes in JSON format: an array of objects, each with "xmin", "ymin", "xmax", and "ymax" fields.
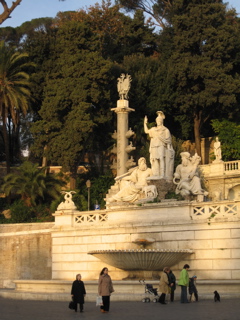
[
  {"xmin": 0, "ymin": 222, "xmax": 53, "ymax": 288},
  {"xmin": 52, "ymin": 201, "xmax": 240, "ymax": 282}
]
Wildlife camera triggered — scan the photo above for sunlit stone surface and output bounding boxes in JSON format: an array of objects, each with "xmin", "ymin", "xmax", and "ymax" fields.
[{"xmin": 88, "ymin": 249, "xmax": 193, "ymax": 271}]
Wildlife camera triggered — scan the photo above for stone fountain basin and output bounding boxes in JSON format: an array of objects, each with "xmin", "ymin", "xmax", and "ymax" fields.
[{"xmin": 88, "ymin": 249, "xmax": 193, "ymax": 271}]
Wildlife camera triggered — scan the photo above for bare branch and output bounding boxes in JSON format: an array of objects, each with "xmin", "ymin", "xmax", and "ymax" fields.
[{"xmin": 0, "ymin": 0, "xmax": 22, "ymax": 25}]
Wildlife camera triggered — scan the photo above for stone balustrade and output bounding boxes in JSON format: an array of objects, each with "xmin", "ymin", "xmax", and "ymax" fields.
[
  {"xmin": 191, "ymin": 201, "xmax": 238, "ymax": 220},
  {"xmin": 224, "ymin": 161, "xmax": 240, "ymax": 172},
  {"xmin": 70, "ymin": 200, "xmax": 240, "ymax": 225}
]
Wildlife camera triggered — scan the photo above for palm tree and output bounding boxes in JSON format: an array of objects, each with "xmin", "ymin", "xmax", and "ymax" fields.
[
  {"xmin": 1, "ymin": 161, "xmax": 66, "ymax": 207},
  {"xmin": 0, "ymin": 41, "xmax": 33, "ymax": 173}
]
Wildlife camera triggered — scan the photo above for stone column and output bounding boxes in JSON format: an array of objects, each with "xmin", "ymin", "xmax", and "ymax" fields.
[{"xmin": 111, "ymin": 100, "xmax": 135, "ymax": 176}]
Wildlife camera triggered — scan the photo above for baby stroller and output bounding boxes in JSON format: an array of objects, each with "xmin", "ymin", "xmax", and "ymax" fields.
[{"xmin": 139, "ymin": 279, "xmax": 159, "ymax": 303}]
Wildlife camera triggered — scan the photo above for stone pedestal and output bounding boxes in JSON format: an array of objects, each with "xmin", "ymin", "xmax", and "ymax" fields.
[{"xmin": 148, "ymin": 179, "xmax": 175, "ymax": 200}]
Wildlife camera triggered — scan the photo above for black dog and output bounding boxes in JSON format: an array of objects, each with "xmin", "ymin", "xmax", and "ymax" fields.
[{"xmin": 214, "ymin": 291, "xmax": 220, "ymax": 302}]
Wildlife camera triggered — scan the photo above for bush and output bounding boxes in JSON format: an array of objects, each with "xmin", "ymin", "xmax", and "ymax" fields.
[
  {"xmin": 0, "ymin": 198, "xmax": 8, "ymax": 211},
  {"xmin": 9, "ymin": 200, "xmax": 34, "ymax": 223},
  {"xmin": 32, "ymin": 204, "xmax": 54, "ymax": 222},
  {"xmin": 0, "ymin": 213, "xmax": 7, "ymax": 224}
]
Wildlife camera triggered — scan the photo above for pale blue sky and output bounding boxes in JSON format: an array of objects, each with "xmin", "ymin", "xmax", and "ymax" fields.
[{"xmin": 1, "ymin": 0, "xmax": 240, "ymax": 28}]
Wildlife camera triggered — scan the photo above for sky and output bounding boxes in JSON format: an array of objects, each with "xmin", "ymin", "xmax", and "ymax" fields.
[{"xmin": 1, "ymin": 0, "xmax": 240, "ymax": 28}]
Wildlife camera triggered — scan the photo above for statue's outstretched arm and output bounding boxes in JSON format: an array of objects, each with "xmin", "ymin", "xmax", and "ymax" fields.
[{"xmin": 144, "ymin": 116, "xmax": 149, "ymax": 134}]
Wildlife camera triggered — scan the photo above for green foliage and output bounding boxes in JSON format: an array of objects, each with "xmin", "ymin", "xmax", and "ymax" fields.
[
  {"xmin": 72, "ymin": 193, "xmax": 88, "ymax": 211},
  {"xmin": 30, "ymin": 21, "xmax": 114, "ymax": 183},
  {"xmin": 0, "ymin": 40, "xmax": 34, "ymax": 170},
  {"xmin": 76, "ymin": 169, "xmax": 115, "ymax": 210},
  {"xmin": 0, "ymin": 197, "xmax": 8, "ymax": 211},
  {"xmin": 32, "ymin": 204, "xmax": 54, "ymax": 222},
  {"xmin": 211, "ymin": 119, "xmax": 240, "ymax": 161},
  {"xmin": 154, "ymin": 1, "xmax": 240, "ymax": 156},
  {"xmin": 90, "ymin": 172, "xmax": 115, "ymax": 209},
  {"xmin": 0, "ymin": 213, "xmax": 7, "ymax": 224},
  {"xmin": 165, "ymin": 191, "xmax": 184, "ymax": 201},
  {"xmin": 9, "ymin": 200, "xmax": 33, "ymax": 223},
  {"xmin": 1, "ymin": 161, "xmax": 65, "ymax": 207}
]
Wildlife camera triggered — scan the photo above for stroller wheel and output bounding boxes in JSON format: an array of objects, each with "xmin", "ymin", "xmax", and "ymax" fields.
[
  {"xmin": 145, "ymin": 298, "xmax": 150, "ymax": 303},
  {"xmin": 142, "ymin": 298, "xmax": 146, "ymax": 303},
  {"xmin": 152, "ymin": 298, "xmax": 158, "ymax": 303}
]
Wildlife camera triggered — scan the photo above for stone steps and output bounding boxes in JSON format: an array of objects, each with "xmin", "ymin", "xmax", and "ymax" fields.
[{"xmin": 0, "ymin": 289, "xmax": 240, "ymax": 301}]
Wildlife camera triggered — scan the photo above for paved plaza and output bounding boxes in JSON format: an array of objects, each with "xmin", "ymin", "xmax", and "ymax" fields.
[{"xmin": 0, "ymin": 297, "xmax": 238, "ymax": 320}]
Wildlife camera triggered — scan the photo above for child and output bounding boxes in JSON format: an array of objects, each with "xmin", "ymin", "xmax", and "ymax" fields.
[{"xmin": 189, "ymin": 275, "xmax": 198, "ymax": 302}]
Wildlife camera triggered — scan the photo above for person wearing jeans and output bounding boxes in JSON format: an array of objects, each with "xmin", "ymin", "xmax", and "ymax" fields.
[{"xmin": 178, "ymin": 264, "xmax": 190, "ymax": 303}]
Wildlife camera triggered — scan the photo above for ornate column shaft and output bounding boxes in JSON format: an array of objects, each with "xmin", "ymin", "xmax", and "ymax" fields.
[{"xmin": 111, "ymin": 100, "xmax": 134, "ymax": 176}]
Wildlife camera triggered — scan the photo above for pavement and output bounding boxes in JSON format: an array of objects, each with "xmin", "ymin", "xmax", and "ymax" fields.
[{"xmin": 0, "ymin": 297, "xmax": 238, "ymax": 320}]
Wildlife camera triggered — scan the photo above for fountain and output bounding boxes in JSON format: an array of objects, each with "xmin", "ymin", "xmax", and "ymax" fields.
[
  {"xmin": 88, "ymin": 237, "xmax": 193, "ymax": 279},
  {"xmin": 3, "ymin": 75, "xmax": 240, "ymax": 301},
  {"xmin": 88, "ymin": 248, "xmax": 193, "ymax": 279}
]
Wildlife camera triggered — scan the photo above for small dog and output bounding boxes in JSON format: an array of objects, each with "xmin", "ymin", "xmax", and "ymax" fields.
[{"xmin": 213, "ymin": 291, "xmax": 220, "ymax": 302}]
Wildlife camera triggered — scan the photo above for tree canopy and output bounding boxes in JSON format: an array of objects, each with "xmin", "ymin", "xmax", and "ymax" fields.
[
  {"xmin": 151, "ymin": 0, "xmax": 240, "ymax": 156},
  {"xmin": 0, "ymin": 40, "xmax": 34, "ymax": 172}
]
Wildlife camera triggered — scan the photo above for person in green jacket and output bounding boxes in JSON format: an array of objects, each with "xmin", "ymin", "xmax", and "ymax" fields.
[{"xmin": 178, "ymin": 264, "xmax": 190, "ymax": 303}]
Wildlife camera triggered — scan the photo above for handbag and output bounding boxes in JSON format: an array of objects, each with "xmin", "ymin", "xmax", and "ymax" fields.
[
  {"xmin": 96, "ymin": 295, "xmax": 103, "ymax": 306},
  {"xmin": 69, "ymin": 300, "xmax": 76, "ymax": 310}
]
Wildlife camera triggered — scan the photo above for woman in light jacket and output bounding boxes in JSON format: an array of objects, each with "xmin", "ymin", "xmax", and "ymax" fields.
[
  {"xmin": 98, "ymin": 267, "xmax": 114, "ymax": 313},
  {"xmin": 159, "ymin": 267, "xmax": 171, "ymax": 304}
]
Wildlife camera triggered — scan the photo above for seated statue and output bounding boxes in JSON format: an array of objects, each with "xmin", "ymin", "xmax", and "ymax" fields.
[
  {"xmin": 173, "ymin": 152, "xmax": 208, "ymax": 201},
  {"xmin": 108, "ymin": 157, "xmax": 157, "ymax": 203}
]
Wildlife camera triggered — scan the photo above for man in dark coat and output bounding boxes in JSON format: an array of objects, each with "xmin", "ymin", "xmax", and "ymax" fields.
[
  {"xmin": 71, "ymin": 274, "xmax": 86, "ymax": 312},
  {"xmin": 168, "ymin": 270, "xmax": 176, "ymax": 302}
]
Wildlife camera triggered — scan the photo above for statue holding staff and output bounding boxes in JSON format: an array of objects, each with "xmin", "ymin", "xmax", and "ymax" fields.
[{"xmin": 144, "ymin": 111, "xmax": 175, "ymax": 180}]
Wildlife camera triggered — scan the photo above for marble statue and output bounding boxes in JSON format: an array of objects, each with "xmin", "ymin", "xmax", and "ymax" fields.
[
  {"xmin": 213, "ymin": 137, "xmax": 222, "ymax": 163},
  {"xmin": 57, "ymin": 191, "xmax": 77, "ymax": 210},
  {"xmin": 173, "ymin": 152, "xmax": 208, "ymax": 201},
  {"xmin": 144, "ymin": 111, "xmax": 175, "ymax": 180},
  {"xmin": 117, "ymin": 73, "xmax": 132, "ymax": 100},
  {"xmin": 108, "ymin": 157, "xmax": 157, "ymax": 203}
]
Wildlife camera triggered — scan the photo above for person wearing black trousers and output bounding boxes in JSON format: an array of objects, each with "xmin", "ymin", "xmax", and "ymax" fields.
[
  {"xmin": 98, "ymin": 267, "xmax": 114, "ymax": 313},
  {"xmin": 71, "ymin": 274, "xmax": 86, "ymax": 313},
  {"xmin": 168, "ymin": 270, "xmax": 176, "ymax": 302},
  {"xmin": 159, "ymin": 267, "xmax": 172, "ymax": 304}
]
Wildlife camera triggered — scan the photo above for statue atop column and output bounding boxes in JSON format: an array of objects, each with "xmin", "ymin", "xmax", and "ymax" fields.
[
  {"xmin": 144, "ymin": 111, "xmax": 175, "ymax": 180},
  {"xmin": 117, "ymin": 74, "xmax": 132, "ymax": 100}
]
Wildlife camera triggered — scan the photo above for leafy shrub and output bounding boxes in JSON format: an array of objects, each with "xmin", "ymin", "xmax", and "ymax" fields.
[
  {"xmin": 32, "ymin": 204, "xmax": 54, "ymax": 222},
  {"xmin": 9, "ymin": 200, "xmax": 34, "ymax": 223}
]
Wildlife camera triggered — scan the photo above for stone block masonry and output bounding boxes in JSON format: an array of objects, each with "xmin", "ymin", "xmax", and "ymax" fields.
[{"xmin": 0, "ymin": 223, "xmax": 53, "ymax": 288}]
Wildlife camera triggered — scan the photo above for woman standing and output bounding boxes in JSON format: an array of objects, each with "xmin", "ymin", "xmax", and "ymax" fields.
[
  {"xmin": 71, "ymin": 274, "xmax": 86, "ymax": 312},
  {"xmin": 159, "ymin": 267, "xmax": 171, "ymax": 305},
  {"xmin": 178, "ymin": 264, "xmax": 190, "ymax": 303},
  {"xmin": 98, "ymin": 267, "xmax": 114, "ymax": 313}
]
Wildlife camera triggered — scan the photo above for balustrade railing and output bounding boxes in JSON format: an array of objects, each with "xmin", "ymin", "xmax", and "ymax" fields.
[
  {"xmin": 192, "ymin": 201, "xmax": 238, "ymax": 220},
  {"xmin": 224, "ymin": 161, "xmax": 240, "ymax": 172},
  {"xmin": 74, "ymin": 212, "xmax": 108, "ymax": 225}
]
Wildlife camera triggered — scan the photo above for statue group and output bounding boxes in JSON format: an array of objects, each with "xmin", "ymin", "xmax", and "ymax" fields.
[
  {"xmin": 107, "ymin": 75, "xmax": 208, "ymax": 205},
  {"xmin": 108, "ymin": 110, "xmax": 208, "ymax": 204}
]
